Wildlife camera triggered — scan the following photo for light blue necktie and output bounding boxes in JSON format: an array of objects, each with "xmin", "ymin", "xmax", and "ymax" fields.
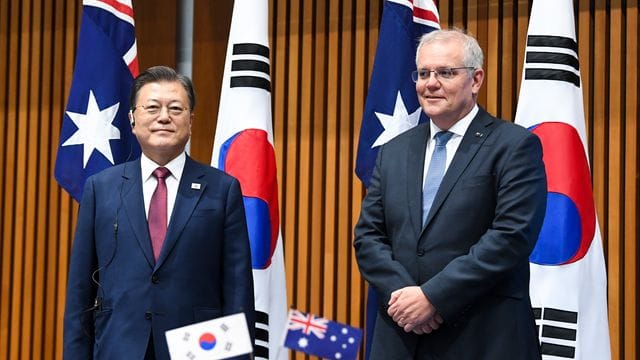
[{"xmin": 422, "ymin": 131, "xmax": 454, "ymax": 225}]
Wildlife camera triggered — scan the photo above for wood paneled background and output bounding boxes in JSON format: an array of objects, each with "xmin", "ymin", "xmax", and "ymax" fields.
[{"xmin": 0, "ymin": 0, "xmax": 637, "ymax": 359}]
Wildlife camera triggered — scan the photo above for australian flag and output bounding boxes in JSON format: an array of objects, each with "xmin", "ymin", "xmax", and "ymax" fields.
[
  {"xmin": 355, "ymin": 0, "xmax": 440, "ymax": 186},
  {"xmin": 55, "ymin": 0, "xmax": 140, "ymax": 202},
  {"xmin": 355, "ymin": 1, "xmax": 439, "ymax": 358},
  {"xmin": 282, "ymin": 309, "xmax": 363, "ymax": 360}
]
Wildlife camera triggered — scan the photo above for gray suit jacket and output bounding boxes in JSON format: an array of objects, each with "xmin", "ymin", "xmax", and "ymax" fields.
[{"xmin": 354, "ymin": 108, "xmax": 547, "ymax": 359}]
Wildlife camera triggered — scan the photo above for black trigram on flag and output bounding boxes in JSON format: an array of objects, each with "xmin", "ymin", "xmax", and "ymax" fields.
[
  {"xmin": 534, "ymin": 307, "xmax": 578, "ymax": 358},
  {"xmin": 524, "ymin": 35, "xmax": 580, "ymax": 87},
  {"xmin": 230, "ymin": 43, "xmax": 271, "ymax": 92},
  {"xmin": 254, "ymin": 310, "xmax": 269, "ymax": 359}
]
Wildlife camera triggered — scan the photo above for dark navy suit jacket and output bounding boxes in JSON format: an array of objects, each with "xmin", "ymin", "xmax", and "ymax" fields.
[
  {"xmin": 354, "ymin": 108, "xmax": 547, "ymax": 359},
  {"xmin": 63, "ymin": 156, "xmax": 254, "ymax": 359}
]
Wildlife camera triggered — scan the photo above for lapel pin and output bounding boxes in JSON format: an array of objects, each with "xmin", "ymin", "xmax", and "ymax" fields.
[
  {"xmin": 475, "ymin": 132, "xmax": 484, "ymax": 138},
  {"xmin": 191, "ymin": 183, "xmax": 201, "ymax": 190}
]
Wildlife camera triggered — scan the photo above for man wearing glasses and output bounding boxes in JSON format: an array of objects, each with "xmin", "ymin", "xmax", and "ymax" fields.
[
  {"xmin": 354, "ymin": 29, "xmax": 547, "ymax": 359},
  {"xmin": 63, "ymin": 66, "xmax": 254, "ymax": 359}
]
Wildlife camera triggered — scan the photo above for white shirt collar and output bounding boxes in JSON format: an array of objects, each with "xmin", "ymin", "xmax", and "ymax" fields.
[
  {"xmin": 429, "ymin": 104, "xmax": 479, "ymax": 140},
  {"xmin": 140, "ymin": 152, "xmax": 186, "ymax": 182}
]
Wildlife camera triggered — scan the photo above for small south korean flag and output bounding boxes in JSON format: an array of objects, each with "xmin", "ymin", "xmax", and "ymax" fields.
[{"xmin": 165, "ymin": 312, "xmax": 252, "ymax": 359}]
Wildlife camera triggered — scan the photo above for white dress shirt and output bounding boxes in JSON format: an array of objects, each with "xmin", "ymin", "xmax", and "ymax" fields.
[
  {"xmin": 422, "ymin": 104, "xmax": 479, "ymax": 188},
  {"xmin": 140, "ymin": 152, "xmax": 186, "ymax": 224}
]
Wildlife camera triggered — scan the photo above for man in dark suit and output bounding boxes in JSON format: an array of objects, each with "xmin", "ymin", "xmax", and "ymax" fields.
[
  {"xmin": 354, "ymin": 29, "xmax": 547, "ymax": 359},
  {"xmin": 63, "ymin": 66, "xmax": 254, "ymax": 359}
]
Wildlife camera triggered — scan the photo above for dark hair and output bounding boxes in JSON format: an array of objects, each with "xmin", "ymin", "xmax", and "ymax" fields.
[{"xmin": 129, "ymin": 65, "xmax": 195, "ymax": 111}]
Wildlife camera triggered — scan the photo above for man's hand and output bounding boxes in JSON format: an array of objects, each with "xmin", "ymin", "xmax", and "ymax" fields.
[
  {"xmin": 412, "ymin": 313, "xmax": 444, "ymax": 334},
  {"xmin": 387, "ymin": 286, "xmax": 442, "ymax": 333}
]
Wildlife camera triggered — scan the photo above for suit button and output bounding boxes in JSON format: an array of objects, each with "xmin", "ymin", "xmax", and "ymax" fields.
[
  {"xmin": 417, "ymin": 249, "xmax": 425, "ymax": 256},
  {"xmin": 145, "ymin": 311, "xmax": 152, "ymax": 320},
  {"xmin": 151, "ymin": 274, "xmax": 159, "ymax": 284}
]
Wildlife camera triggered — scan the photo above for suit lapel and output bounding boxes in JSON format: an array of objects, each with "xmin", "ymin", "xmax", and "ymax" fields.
[
  {"xmin": 407, "ymin": 123, "xmax": 430, "ymax": 238},
  {"xmin": 155, "ymin": 156, "xmax": 207, "ymax": 269},
  {"xmin": 421, "ymin": 109, "xmax": 495, "ymax": 233},
  {"xmin": 121, "ymin": 160, "xmax": 156, "ymax": 268}
]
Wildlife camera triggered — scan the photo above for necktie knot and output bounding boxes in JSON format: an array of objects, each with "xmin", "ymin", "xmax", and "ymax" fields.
[
  {"xmin": 434, "ymin": 131, "xmax": 453, "ymax": 147},
  {"xmin": 153, "ymin": 167, "xmax": 171, "ymax": 180}
]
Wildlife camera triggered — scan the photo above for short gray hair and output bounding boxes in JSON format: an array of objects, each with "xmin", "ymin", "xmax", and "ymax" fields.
[{"xmin": 415, "ymin": 28, "xmax": 484, "ymax": 70}]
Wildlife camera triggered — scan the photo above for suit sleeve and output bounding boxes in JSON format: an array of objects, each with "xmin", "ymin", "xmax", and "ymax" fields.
[
  {"xmin": 422, "ymin": 131, "xmax": 547, "ymax": 321},
  {"xmin": 354, "ymin": 145, "xmax": 420, "ymax": 306},
  {"xmin": 222, "ymin": 178, "xmax": 255, "ymax": 342},
  {"xmin": 63, "ymin": 177, "xmax": 99, "ymax": 359}
]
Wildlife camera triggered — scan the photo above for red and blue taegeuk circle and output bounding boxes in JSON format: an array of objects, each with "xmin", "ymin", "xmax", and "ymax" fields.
[
  {"xmin": 199, "ymin": 332, "xmax": 217, "ymax": 351},
  {"xmin": 218, "ymin": 129, "xmax": 279, "ymax": 269},
  {"xmin": 529, "ymin": 122, "xmax": 595, "ymax": 265}
]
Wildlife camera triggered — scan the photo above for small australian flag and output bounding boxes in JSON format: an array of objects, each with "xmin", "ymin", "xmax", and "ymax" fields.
[{"xmin": 282, "ymin": 309, "xmax": 363, "ymax": 360}]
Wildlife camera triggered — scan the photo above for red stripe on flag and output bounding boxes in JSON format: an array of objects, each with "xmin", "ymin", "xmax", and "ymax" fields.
[
  {"xmin": 413, "ymin": 7, "xmax": 438, "ymax": 23},
  {"xmin": 97, "ymin": 0, "xmax": 134, "ymax": 19},
  {"xmin": 291, "ymin": 315, "xmax": 328, "ymax": 335},
  {"xmin": 128, "ymin": 56, "xmax": 139, "ymax": 77}
]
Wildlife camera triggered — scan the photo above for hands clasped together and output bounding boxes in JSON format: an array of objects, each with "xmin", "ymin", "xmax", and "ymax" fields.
[{"xmin": 387, "ymin": 286, "xmax": 443, "ymax": 334}]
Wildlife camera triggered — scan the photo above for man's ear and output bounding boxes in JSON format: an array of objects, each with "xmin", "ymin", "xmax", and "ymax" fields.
[{"xmin": 471, "ymin": 68, "xmax": 485, "ymax": 96}]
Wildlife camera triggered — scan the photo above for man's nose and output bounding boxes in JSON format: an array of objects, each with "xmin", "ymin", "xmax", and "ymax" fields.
[
  {"xmin": 425, "ymin": 72, "xmax": 441, "ymax": 86},
  {"xmin": 156, "ymin": 106, "xmax": 172, "ymax": 120}
]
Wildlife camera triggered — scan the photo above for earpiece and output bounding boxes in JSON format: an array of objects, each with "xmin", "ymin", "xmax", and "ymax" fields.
[{"xmin": 129, "ymin": 110, "xmax": 135, "ymax": 127}]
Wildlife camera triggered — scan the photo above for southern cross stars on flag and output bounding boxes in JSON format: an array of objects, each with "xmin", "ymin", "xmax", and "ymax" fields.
[
  {"xmin": 354, "ymin": 1, "xmax": 439, "ymax": 359},
  {"xmin": 282, "ymin": 309, "xmax": 363, "ymax": 360},
  {"xmin": 355, "ymin": 0, "xmax": 440, "ymax": 187},
  {"xmin": 55, "ymin": 0, "xmax": 141, "ymax": 202}
]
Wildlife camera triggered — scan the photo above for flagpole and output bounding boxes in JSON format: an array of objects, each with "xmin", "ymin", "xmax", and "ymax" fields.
[
  {"xmin": 177, "ymin": 0, "xmax": 194, "ymax": 78},
  {"xmin": 177, "ymin": 0, "xmax": 194, "ymax": 154}
]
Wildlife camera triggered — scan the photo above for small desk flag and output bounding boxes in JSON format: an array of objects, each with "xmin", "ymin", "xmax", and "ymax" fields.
[
  {"xmin": 282, "ymin": 309, "xmax": 363, "ymax": 360},
  {"xmin": 165, "ymin": 313, "xmax": 253, "ymax": 360}
]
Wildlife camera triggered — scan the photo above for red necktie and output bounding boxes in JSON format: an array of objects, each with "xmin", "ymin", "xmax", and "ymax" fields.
[{"xmin": 149, "ymin": 167, "xmax": 170, "ymax": 260}]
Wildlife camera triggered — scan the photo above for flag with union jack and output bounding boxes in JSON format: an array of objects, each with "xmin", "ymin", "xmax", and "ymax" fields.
[
  {"xmin": 355, "ymin": 0, "xmax": 440, "ymax": 186},
  {"xmin": 355, "ymin": 1, "xmax": 439, "ymax": 358},
  {"xmin": 55, "ymin": 0, "xmax": 141, "ymax": 202},
  {"xmin": 282, "ymin": 309, "xmax": 363, "ymax": 360}
]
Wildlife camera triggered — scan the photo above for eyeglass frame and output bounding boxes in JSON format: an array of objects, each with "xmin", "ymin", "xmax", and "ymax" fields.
[
  {"xmin": 411, "ymin": 67, "xmax": 476, "ymax": 82},
  {"xmin": 132, "ymin": 103, "xmax": 190, "ymax": 117}
]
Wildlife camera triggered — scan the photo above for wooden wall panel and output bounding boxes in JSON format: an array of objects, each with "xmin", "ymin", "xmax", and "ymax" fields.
[
  {"xmin": 0, "ymin": 0, "xmax": 80, "ymax": 358},
  {"xmin": 623, "ymin": 3, "xmax": 638, "ymax": 359},
  {"xmin": 0, "ymin": 1, "xmax": 638, "ymax": 359}
]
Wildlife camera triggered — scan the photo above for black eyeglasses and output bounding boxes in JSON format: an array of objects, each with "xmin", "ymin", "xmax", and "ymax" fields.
[
  {"xmin": 411, "ymin": 67, "xmax": 475, "ymax": 82},
  {"xmin": 133, "ymin": 104, "xmax": 189, "ymax": 117}
]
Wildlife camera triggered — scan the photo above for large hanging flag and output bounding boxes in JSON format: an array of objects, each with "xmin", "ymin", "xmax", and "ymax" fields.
[
  {"xmin": 55, "ymin": 0, "xmax": 140, "ymax": 202},
  {"xmin": 355, "ymin": 0, "xmax": 440, "ymax": 186},
  {"xmin": 211, "ymin": 1, "xmax": 287, "ymax": 359},
  {"xmin": 354, "ymin": 1, "xmax": 439, "ymax": 358},
  {"xmin": 514, "ymin": 1, "xmax": 611, "ymax": 359}
]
